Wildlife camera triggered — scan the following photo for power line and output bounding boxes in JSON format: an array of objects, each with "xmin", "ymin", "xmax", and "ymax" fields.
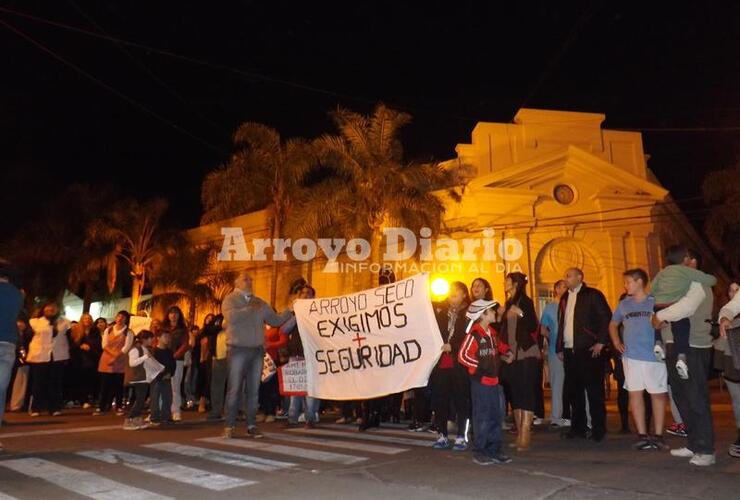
[
  {"xmin": 3, "ymin": 6, "xmax": 739, "ymax": 134},
  {"xmin": 0, "ymin": 17, "xmax": 227, "ymax": 155},
  {"xmin": 516, "ymin": 1, "xmax": 601, "ymax": 114},
  {"xmin": 66, "ymin": 0, "xmax": 226, "ymax": 134},
  {"xmin": 0, "ymin": 6, "xmax": 375, "ymax": 103},
  {"xmin": 0, "ymin": 6, "xmax": 484, "ymax": 123}
]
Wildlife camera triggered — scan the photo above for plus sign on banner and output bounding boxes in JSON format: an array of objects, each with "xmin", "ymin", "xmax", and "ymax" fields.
[{"xmin": 293, "ymin": 273, "xmax": 443, "ymax": 400}]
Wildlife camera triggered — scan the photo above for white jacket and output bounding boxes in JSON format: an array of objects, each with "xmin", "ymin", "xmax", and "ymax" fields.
[
  {"xmin": 27, "ymin": 316, "xmax": 71, "ymax": 363},
  {"xmin": 719, "ymin": 293, "xmax": 740, "ymax": 322}
]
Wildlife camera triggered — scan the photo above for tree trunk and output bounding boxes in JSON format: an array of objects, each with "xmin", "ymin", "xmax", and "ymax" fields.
[
  {"xmin": 188, "ymin": 295, "xmax": 197, "ymax": 326},
  {"xmin": 269, "ymin": 208, "xmax": 282, "ymax": 308},
  {"xmin": 368, "ymin": 227, "xmax": 383, "ymax": 290},
  {"xmin": 130, "ymin": 266, "xmax": 145, "ymax": 314},
  {"xmin": 82, "ymin": 280, "xmax": 94, "ymax": 314}
]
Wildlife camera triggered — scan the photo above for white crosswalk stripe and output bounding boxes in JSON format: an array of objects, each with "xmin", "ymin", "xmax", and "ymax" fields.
[
  {"xmin": 260, "ymin": 432, "xmax": 409, "ymax": 455},
  {"xmin": 0, "ymin": 457, "xmax": 171, "ymax": 500},
  {"xmin": 77, "ymin": 449, "xmax": 255, "ymax": 491},
  {"xmin": 287, "ymin": 427, "xmax": 434, "ymax": 447},
  {"xmin": 198, "ymin": 437, "xmax": 367, "ymax": 464},
  {"xmin": 322, "ymin": 424, "xmax": 438, "ymax": 439},
  {"xmin": 144, "ymin": 442, "xmax": 296, "ymax": 472}
]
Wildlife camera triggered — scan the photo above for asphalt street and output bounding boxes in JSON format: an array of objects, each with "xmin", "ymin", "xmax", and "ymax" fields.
[{"xmin": 1, "ymin": 388, "xmax": 738, "ymax": 500}]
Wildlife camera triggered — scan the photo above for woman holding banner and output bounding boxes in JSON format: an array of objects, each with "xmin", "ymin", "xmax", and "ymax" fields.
[
  {"xmin": 431, "ymin": 281, "xmax": 471, "ymax": 451},
  {"xmin": 500, "ymin": 272, "xmax": 540, "ymax": 451},
  {"xmin": 284, "ymin": 285, "xmax": 321, "ymax": 428}
]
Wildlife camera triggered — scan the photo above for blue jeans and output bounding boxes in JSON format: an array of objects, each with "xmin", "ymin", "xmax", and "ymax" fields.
[
  {"xmin": 471, "ymin": 380, "xmax": 504, "ymax": 458},
  {"xmin": 225, "ymin": 346, "xmax": 264, "ymax": 428},
  {"xmin": 0, "ymin": 342, "xmax": 15, "ymax": 427},
  {"xmin": 289, "ymin": 395, "xmax": 320, "ymax": 424}
]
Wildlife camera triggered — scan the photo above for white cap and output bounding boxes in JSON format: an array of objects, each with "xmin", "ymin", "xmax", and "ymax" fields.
[{"xmin": 465, "ymin": 299, "xmax": 499, "ymax": 333}]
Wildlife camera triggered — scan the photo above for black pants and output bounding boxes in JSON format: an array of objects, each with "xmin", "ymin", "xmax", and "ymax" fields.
[
  {"xmin": 98, "ymin": 372, "xmax": 124, "ymax": 412},
  {"xmin": 341, "ymin": 401, "xmax": 357, "ymax": 419},
  {"xmin": 667, "ymin": 345, "xmax": 714, "ymax": 454},
  {"xmin": 258, "ymin": 375, "xmax": 280, "ymax": 415},
  {"xmin": 412, "ymin": 386, "xmax": 430, "ymax": 423},
  {"xmin": 80, "ymin": 366, "xmax": 100, "ymax": 404},
  {"xmin": 564, "ymin": 348, "xmax": 606, "ymax": 437},
  {"xmin": 430, "ymin": 365, "xmax": 470, "ymax": 437},
  {"xmin": 127, "ymin": 383, "xmax": 148, "ymax": 419},
  {"xmin": 30, "ymin": 361, "xmax": 65, "ymax": 413},
  {"xmin": 613, "ymin": 356, "xmax": 629, "ymax": 430},
  {"xmin": 535, "ymin": 359, "xmax": 545, "ymax": 419}
]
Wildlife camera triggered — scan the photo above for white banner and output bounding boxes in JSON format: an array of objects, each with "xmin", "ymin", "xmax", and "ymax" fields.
[
  {"xmin": 294, "ymin": 273, "xmax": 443, "ymax": 400},
  {"xmin": 278, "ymin": 358, "xmax": 308, "ymax": 396}
]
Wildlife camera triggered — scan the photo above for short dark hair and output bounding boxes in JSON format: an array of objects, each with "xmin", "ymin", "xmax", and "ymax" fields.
[
  {"xmin": 450, "ymin": 281, "xmax": 470, "ymax": 303},
  {"xmin": 623, "ymin": 268, "xmax": 649, "ymax": 286},
  {"xmin": 137, "ymin": 330, "xmax": 154, "ymax": 341},
  {"xmin": 553, "ymin": 279, "xmax": 566, "ymax": 292},
  {"xmin": 116, "ymin": 310, "xmax": 131, "ymax": 326},
  {"xmin": 665, "ymin": 244, "xmax": 689, "ymax": 265},
  {"xmin": 687, "ymin": 248, "xmax": 703, "ymax": 269}
]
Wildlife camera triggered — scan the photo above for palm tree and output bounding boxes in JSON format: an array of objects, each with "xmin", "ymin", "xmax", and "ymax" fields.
[
  {"xmin": 703, "ymin": 164, "xmax": 740, "ymax": 275},
  {"xmin": 85, "ymin": 198, "xmax": 171, "ymax": 313},
  {"xmin": 148, "ymin": 238, "xmax": 220, "ymax": 324},
  {"xmin": 201, "ymin": 123, "xmax": 317, "ymax": 306},
  {"xmin": 289, "ymin": 104, "xmax": 470, "ymax": 289},
  {"xmin": 1, "ymin": 183, "xmax": 115, "ymax": 309}
]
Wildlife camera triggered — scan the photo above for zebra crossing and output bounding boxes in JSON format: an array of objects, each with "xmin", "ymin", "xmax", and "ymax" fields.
[{"xmin": 0, "ymin": 424, "xmax": 436, "ymax": 499}]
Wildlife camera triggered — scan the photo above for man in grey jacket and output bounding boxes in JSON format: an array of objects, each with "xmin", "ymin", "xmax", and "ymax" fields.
[{"xmin": 222, "ymin": 272, "xmax": 292, "ymax": 438}]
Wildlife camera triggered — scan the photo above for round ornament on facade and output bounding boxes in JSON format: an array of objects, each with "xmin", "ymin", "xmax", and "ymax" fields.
[{"xmin": 553, "ymin": 184, "xmax": 575, "ymax": 205}]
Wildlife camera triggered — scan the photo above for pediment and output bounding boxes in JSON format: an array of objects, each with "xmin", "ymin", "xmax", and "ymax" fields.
[{"xmin": 468, "ymin": 146, "xmax": 668, "ymax": 200}]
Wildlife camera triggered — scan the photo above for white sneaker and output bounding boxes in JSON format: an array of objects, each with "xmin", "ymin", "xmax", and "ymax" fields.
[
  {"xmin": 653, "ymin": 343, "xmax": 666, "ymax": 361},
  {"xmin": 676, "ymin": 359, "xmax": 690, "ymax": 380},
  {"xmin": 533, "ymin": 417, "xmax": 544, "ymax": 426},
  {"xmin": 689, "ymin": 453, "xmax": 715, "ymax": 466},
  {"xmin": 298, "ymin": 413, "xmax": 306, "ymax": 423},
  {"xmin": 670, "ymin": 447, "xmax": 694, "ymax": 458}
]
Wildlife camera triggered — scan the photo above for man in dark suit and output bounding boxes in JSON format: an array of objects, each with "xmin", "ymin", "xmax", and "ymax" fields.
[{"xmin": 556, "ymin": 267, "xmax": 612, "ymax": 442}]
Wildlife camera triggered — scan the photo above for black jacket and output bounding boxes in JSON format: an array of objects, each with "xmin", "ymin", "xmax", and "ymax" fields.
[
  {"xmin": 433, "ymin": 301, "xmax": 469, "ymax": 365},
  {"xmin": 153, "ymin": 347, "xmax": 176, "ymax": 379},
  {"xmin": 501, "ymin": 294, "xmax": 539, "ymax": 352},
  {"xmin": 556, "ymin": 283, "xmax": 612, "ymax": 352}
]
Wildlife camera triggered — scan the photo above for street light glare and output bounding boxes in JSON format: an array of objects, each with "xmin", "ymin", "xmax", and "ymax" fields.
[{"xmin": 431, "ymin": 277, "xmax": 450, "ymax": 298}]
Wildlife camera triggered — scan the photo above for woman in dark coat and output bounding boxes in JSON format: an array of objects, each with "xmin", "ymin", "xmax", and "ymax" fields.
[{"xmin": 499, "ymin": 272, "xmax": 540, "ymax": 451}]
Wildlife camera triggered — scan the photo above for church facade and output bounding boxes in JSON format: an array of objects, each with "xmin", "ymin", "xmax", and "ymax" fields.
[{"xmin": 184, "ymin": 108, "xmax": 725, "ymax": 319}]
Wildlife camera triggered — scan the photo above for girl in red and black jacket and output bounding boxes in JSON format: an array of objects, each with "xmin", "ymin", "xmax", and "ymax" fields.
[
  {"xmin": 430, "ymin": 281, "xmax": 471, "ymax": 451},
  {"xmin": 458, "ymin": 299, "xmax": 513, "ymax": 465}
]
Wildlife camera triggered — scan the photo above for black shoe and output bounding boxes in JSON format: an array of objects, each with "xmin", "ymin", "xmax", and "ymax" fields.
[
  {"xmin": 473, "ymin": 453, "xmax": 495, "ymax": 465},
  {"xmin": 562, "ymin": 429, "xmax": 587, "ymax": 440},
  {"xmin": 633, "ymin": 434, "xmax": 654, "ymax": 450},
  {"xmin": 590, "ymin": 432, "xmax": 606, "ymax": 443},
  {"xmin": 490, "ymin": 453, "xmax": 512, "ymax": 464}
]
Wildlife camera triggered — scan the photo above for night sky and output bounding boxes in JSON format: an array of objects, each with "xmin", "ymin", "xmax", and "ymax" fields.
[{"xmin": 1, "ymin": 1, "xmax": 739, "ymax": 236}]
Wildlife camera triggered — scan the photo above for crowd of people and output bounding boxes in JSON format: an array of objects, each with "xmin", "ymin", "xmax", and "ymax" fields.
[{"xmin": 1, "ymin": 243, "xmax": 739, "ymax": 467}]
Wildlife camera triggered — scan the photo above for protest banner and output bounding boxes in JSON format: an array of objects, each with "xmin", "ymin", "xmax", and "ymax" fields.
[
  {"xmin": 294, "ymin": 273, "xmax": 442, "ymax": 400},
  {"xmin": 277, "ymin": 358, "xmax": 308, "ymax": 396}
]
